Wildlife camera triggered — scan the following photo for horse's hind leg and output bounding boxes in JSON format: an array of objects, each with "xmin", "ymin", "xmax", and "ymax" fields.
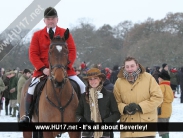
[
  {"xmin": 68, "ymin": 131, "xmax": 81, "ymax": 138},
  {"xmin": 33, "ymin": 132, "xmax": 38, "ymax": 138},
  {"xmin": 43, "ymin": 132, "xmax": 56, "ymax": 138},
  {"xmin": 23, "ymin": 132, "xmax": 32, "ymax": 138},
  {"xmin": 33, "ymin": 131, "xmax": 43, "ymax": 138}
]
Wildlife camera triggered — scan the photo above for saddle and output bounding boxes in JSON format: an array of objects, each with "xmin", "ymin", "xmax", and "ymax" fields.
[
  {"xmin": 69, "ymin": 78, "xmax": 81, "ymax": 100},
  {"xmin": 31, "ymin": 77, "xmax": 81, "ymax": 116}
]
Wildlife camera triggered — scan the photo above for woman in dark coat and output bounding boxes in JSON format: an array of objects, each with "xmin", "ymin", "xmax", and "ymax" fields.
[{"xmin": 76, "ymin": 68, "xmax": 120, "ymax": 138}]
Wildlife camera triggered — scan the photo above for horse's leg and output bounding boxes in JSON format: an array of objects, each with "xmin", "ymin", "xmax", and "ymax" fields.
[
  {"xmin": 23, "ymin": 132, "xmax": 32, "ymax": 138},
  {"xmin": 21, "ymin": 79, "xmax": 33, "ymax": 138},
  {"xmin": 68, "ymin": 131, "xmax": 81, "ymax": 138},
  {"xmin": 33, "ymin": 131, "xmax": 43, "ymax": 138},
  {"xmin": 42, "ymin": 132, "xmax": 55, "ymax": 138},
  {"xmin": 32, "ymin": 131, "xmax": 38, "ymax": 138},
  {"xmin": 39, "ymin": 131, "xmax": 43, "ymax": 138}
]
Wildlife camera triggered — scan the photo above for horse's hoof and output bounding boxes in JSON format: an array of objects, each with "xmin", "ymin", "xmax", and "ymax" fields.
[{"xmin": 19, "ymin": 116, "xmax": 30, "ymax": 123}]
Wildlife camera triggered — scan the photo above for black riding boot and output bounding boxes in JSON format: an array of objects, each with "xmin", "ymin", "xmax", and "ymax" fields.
[{"xmin": 19, "ymin": 93, "xmax": 33, "ymax": 123}]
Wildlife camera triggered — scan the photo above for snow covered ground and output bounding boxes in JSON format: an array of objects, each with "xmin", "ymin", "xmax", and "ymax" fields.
[{"xmin": 0, "ymin": 93, "xmax": 183, "ymax": 138}]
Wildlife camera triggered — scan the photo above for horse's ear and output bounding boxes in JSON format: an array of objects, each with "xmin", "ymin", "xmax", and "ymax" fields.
[{"xmin": 64, "ymin": 28, "xmax": 69, "ymax": 40}]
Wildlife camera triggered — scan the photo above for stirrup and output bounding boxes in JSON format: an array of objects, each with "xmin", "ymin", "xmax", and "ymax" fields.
[{"xmin": 19, "ymin": 115, "xmax": 31, "ymax": 122}]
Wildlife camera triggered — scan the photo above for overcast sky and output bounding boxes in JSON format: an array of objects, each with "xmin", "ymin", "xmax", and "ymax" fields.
[{"xmin": 0, "ymin": 0, "xmax": 183, "ymax": 32}]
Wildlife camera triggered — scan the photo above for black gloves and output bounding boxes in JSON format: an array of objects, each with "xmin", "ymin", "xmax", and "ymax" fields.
[
  {"xmin": 39, "ymin": 66, "xmax": 46, "ymax": 72},
  {"xmin": 129, "ymin": 103, "xmax": 142, "ymax": 112},
  {"xmin": 123, "ymin": 103, "xmax": 142, "ymax": 115},
  {"xmin": 123, "ymin": 105, "xmax": 131, "ymax": 114},
  {"xmin": 78, "ymin": 117, "xmax": 87, "ymax": 123}
]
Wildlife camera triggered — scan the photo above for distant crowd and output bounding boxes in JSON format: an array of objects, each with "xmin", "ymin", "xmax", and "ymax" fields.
[
  {"xmin": 76, "ymin": 62, "xmax": 183, "ymax": 102},
  {"xmin": 0, "ymin": 61, "xmax": 183, "ymax": 138},
  {"xmin": 74, "ymin": 59, "xmax": 182, "ymax": 138},
  {"xmin": 0, "ymin": 68, "xmax": 32, "ymax": 120},
  {"xmin": 0, "ymin": 62, "xmax": 182, "ymax": 119}
]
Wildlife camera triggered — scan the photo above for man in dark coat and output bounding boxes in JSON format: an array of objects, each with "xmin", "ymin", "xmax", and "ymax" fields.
[
  {"xmin": 17, "ymin": 69, "xmax": 31, "ymax": 121},
  {"xmin": 6, "ymin": 71, "xmax": 18, "ymax": 117},
  {"xmin": 110, "ymin": 65, "xmax": 120, "ymax": 84},
  {"xmin": 152, "ymin": 66, "xmax": 161, "ymax": 84},
  {"xmin": 2, "ymin": 71, "xmax": 11, "ymax": 115}
]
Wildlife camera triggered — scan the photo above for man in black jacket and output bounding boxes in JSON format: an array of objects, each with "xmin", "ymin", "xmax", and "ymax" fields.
[{"xmin": 110, "ymin": 65, "xmax": 120, "ymax": 84}]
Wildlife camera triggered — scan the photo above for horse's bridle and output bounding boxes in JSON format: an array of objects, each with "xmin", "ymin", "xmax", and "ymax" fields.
[
  {"xmin": 46, "ymin": 42, "xmax": 75, "ymax": 122},
  {"xmin": 48, "ymin": 42, "xmax": 69, "ymax": 88}
]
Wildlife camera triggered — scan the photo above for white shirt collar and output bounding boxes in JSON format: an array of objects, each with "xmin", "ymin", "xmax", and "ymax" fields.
[{"xmin": 47, "ymin": 27, "xmax": 56, "ymax": 33}]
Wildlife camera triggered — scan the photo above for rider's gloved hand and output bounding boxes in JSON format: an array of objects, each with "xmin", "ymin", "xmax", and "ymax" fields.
[{"xmin": 43, "ymin": 68, "xmax": 49, "ymax": 76}]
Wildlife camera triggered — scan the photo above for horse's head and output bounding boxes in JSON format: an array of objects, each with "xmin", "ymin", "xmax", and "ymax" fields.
[{"xmin": 48, "ymin": 28, "xmax": 70, "ymax": 88}]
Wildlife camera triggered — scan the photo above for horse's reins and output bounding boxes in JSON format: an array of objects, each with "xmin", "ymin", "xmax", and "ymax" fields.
[
  {"xmin": 45, "ymin": 42, "xmax": 74, "ymax": 122},
  {"xmin": 45, "ymin": 79, "xmax": 74, "ymax": 122}
]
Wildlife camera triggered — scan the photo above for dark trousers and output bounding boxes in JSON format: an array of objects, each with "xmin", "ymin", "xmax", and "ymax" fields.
[
  {"xmin": 5, "ymin": 98, "xmax": 10, "ymax": 106},
  {"xmin": 181, "ymin": 89, "xmax": 183, "ymax": 103},
  {"xmin": 110, "ymin": 132, "xmax": 113, "ymax": 138}
]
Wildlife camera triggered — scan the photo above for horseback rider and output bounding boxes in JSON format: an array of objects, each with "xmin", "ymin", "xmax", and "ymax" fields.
[{"xmin": 19, "ymin": 7, "xmax": 86, "ymax": 123}]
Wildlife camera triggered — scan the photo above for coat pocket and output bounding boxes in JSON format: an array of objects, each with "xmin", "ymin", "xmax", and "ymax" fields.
[
  {"xmin": 140, "ymin": 114, "xmax": 156, "ymax": 122},
  {"xmin": 120, "ymin": 115, "xmax": 128, "ymax": 122}
]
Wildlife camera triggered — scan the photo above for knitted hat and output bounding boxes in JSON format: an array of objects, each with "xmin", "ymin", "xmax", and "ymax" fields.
[
  {"xmin": 44, "ymin": 7, "xmax": 58, "ymax": 18},
  {"xmin": 158, "ymin": 71, "xmax": 170, "ymax": 81},
  {"xmin": 162, "ymin": 63, "xmax": 167, "ymax": 69},
  {"xmin": 5, "ymin": 70, "xmax": 16, "ymax": 76},
  {"xmin": 83, "ymin": 68, "xmax": 106, "ymax": 81}
]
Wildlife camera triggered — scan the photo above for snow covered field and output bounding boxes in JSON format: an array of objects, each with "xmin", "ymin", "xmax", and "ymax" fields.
[{"xmin": 0, "ymin": 93, "xmax": 183, "ymax": 138}]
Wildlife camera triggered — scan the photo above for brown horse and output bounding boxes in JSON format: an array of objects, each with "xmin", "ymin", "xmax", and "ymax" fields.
[{"xmin": 19, "ymin": 29, "xmax": 81, "ymax": 138}]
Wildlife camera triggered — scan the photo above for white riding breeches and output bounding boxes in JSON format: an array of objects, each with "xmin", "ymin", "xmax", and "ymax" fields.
[
  {"xmin": 69, "ymin": 75, "xmax": 86, "ymax": 94},
  {"xmin": 27, "ymin": 77, "xmax": 40, "ymax": 95},
  {"xmin": 27, "ymin": 75, "xmax": 86, "ymax": 95}
]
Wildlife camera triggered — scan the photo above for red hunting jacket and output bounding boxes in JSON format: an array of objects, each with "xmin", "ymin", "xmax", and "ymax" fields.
[{"xmin": 29, "ymin": 26, "xmax": 76, "ymax": 77}]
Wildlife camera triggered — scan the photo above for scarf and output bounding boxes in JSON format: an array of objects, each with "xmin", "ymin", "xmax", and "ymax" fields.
[
  {"xmin": 123, "ymin": 68, "xmax": 141, "ymax": 84},
  {"xmin": 89, "ymin": 84, "xmax": 103, "ymax": 138},
  {"xmin": 159, "ymin": 81, "xmax": 170, "ymax": 86}
]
